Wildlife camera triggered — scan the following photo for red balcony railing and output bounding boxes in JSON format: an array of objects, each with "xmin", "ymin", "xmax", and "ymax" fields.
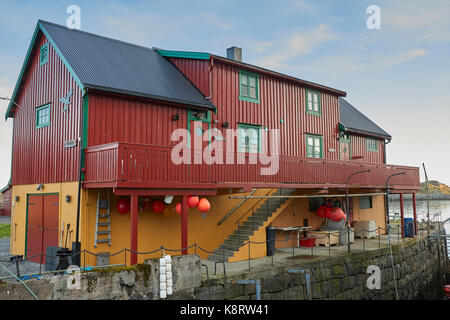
[{"xmin": 84, "ymin": 142, "xmax": 420, "ymax": 190}]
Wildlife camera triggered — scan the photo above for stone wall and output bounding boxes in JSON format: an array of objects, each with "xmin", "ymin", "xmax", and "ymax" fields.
[
  {"xmin": 187, "ymin": 237, "xmax": 446, "ymax": 300},
  {"xmin": 0, "ymin": 237, "xmax": 446, "ymax": 300},
  {"xmin": 0, "ymin": 254, "xmax": 201, "ymax": 300}
]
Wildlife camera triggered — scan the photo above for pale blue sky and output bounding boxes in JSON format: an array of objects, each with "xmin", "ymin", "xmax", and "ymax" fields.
[{"xmin": 0, "ymin": 0, "xmax": 449, "ymax": 186}]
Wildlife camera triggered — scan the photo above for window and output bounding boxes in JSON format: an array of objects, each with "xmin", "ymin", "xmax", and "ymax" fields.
[
  {"xmin": 306, "ymin": 89, "xmax": 321, "ymax": 116},
  {"xmin": 309, "ymin": 197, "xmax": 325, "ymax": 212},
  {"xmin": 306, "ymin": 134, "xmax": 323, "ymax": 158},
  {"xmin": 36, "ymin": 103, "xmax": 51, "ymax": 128},
  {"xmin": 239, "ymin": 70, "xmax": 259, "ymax": 103},
  {"xmin": 359, "ymin": 196, "xmax": 373, "ymax": 209},
  {"xmin": 40, "ymin": 44, "xmax": 49, "ymax": 66},
  {"xmin": 367, "ymin": 138, "xmax": 378, "ymax": 152},
  {"xmin": 238, "ymin": 123, "xmax": 261, "ymax": 153}
]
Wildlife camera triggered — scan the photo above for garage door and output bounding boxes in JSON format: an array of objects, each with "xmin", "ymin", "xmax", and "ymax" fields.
[{"xmin": 26, "ymin": 194, "xmax": 59, "ymax": 264}]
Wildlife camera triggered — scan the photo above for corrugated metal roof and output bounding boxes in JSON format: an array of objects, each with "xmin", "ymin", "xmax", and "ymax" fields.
[
  {"xmin": 339, "ymin": 97, "xmax": 391, "ymax": 139},
  {"xmin": 39, "ymin": 20, "xmax": 216, "ymax": 111}
]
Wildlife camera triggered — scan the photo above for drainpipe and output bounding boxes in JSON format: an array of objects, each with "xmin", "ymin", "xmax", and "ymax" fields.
[
  {"xmin": 288, "ymin": 269, "xmax": 312, "ymax": 300},
  {"xmin": 205, "ymin": 58, "xmax": 214, "ymax": 100},
  {"xmin": 383, "ymin": 139, "xmax": 391, "ymax": 164},
  {"xmin": 73, "ymin": 91, "xmax": 87, "ymax": 266},
  {"xmin": 235, "ymin": 279, "xmax": 261, "ymax": 300}
]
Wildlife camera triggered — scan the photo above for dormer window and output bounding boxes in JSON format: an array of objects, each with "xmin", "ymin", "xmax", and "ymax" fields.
[
  {"xmin": 306, "ymin": 89, "xmax": 321, "ymax": 116},
  {"xmin": 40, "ymin": 43, "xmax": 49, "ymax": 66},
  {"xmin": 239, "ymin": 70, "xmax": 259, "ymax": 103}
]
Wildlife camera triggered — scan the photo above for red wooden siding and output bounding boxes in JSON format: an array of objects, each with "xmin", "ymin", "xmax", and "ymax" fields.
[
  {"xmin": 351, "ymin": 134, "xmax": 385, "ymax": 164},
  {"xmin": 169, "ymin": 58, "xmax": 341, "ymax": 160},
  {"xmin": 12, "ymin": 33, "xmax": 83, "ymax": 185},
  {"xmin": 84, "ymin": 142, "xmax": 420, "ymax": 189},
  {"xmin": 169, "ymin": 57, "xmax": 210, "ymax": 97},
  {"xmin": 87, "ymin": 92, "xmax": 188, "ymax": 147}
]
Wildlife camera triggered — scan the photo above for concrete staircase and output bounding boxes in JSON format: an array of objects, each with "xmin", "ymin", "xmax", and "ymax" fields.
[{"xmin": 208, "ymin": 188, "xmax": 297, "ymax": 262}]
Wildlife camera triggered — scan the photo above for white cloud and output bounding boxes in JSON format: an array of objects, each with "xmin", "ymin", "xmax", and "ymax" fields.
[
  {"xmin": 383, "ymin": 0, "xmax": 450, "ymax": 44},
  {"xmin": 253, "ymin": 24, "xmax": 339, "ymax": 70}
]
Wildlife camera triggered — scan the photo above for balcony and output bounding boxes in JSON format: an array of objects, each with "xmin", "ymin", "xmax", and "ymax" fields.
[{"xmin": 83, "ymin": 142, "xmax": 420, "ymax": 190}]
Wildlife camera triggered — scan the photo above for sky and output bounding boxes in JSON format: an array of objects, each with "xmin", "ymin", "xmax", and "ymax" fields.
[{"xmin": 0, "ymin": 0, "xmax": 449, "ymax": 187}]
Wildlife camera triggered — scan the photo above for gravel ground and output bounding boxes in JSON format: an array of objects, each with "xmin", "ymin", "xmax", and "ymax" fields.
[{"xmin": 0, "ymin": 237, "xmax": 42, "ymax": 282}]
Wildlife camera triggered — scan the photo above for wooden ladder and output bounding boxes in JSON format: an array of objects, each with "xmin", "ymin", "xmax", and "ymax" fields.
[{"xmin": 94, "ymin": 191, "xmax": 111, "ymax": 247}]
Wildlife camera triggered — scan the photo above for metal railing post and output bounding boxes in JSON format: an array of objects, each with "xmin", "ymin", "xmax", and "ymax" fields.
[
  {"xmin": 378, "ymin": 227, "xmax": 381, "ymax": 248},
  {"xmin": 363, "ymin": 229, "xmax": 365, "ymax": 251},
  {"xmin": 328, "ymin": 233, "xmax": 331, "ymax": 257},
  {"xmin": 248, "ymin": 241, "xmax": 251, "ymax": 271}
]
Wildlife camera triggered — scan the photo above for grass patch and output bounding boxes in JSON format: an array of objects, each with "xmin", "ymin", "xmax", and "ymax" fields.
[{"xmin": 0, "ymin": 224, "xmax": 10, "ymax": 238}]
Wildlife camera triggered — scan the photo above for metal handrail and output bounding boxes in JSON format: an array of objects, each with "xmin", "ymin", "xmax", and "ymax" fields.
[
  {"xmin": 234, "ymin": 188, "xmax": 276, "ymax": 251},
  {"xmin": 217, "ymin": 189, "xmax": 257, "ymax": 226}
]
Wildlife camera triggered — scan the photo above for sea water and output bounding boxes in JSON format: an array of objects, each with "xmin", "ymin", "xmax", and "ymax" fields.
[{"xmin": 389, "ymin": 199, "xmax": 450, "ymax": 235}]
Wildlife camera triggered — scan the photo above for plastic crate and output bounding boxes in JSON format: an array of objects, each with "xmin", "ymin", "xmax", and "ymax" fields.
[{"xmin": 299, "ymin": 237, "xmax": 316, "ymax": 247}]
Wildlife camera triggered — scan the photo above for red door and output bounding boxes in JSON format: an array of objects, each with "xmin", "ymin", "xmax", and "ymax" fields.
[
  {"xmin": 26, "ymin": 194, "xmax": 59, "ymax": 264},
  {"xmin": 340, "ymin": 140, "xmax": 351, "ymax": 161},
  {"xmin": 26, "ymin": 195, "xmax": 44, "ymax": 263}
]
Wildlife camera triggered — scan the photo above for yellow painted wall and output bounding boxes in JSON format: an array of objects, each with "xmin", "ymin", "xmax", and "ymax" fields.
[
  {"xmin": 81, "ymin": 188, "xmax": 278, "ymax": 266},
  {"xmin": 10, "ymin": 184, "xmax": 387, "ymax": 266},
  {"xmin": 352, "ymin": 194, "xmax": 386, "ymax": 235},
  {"xmin": 270, "ymin": 197, "xmax": 325, "ymax": 249},
  {"xmin": 10, "ymin": 182, "xmax": 81, "ymax": 258}
]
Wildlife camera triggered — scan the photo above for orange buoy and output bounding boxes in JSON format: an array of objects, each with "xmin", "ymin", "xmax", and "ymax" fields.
[
  {"xmin": 197, "ymin": 197, "xmax": 210, "ymax": 213},
  {"xmin": 187, "ymin": 196, "xmax": 200, "ymax": 208}
]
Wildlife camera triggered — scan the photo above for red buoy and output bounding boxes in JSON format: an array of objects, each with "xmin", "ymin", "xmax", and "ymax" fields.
[
  {"xmin": 316, "ymin": 205, "xmax": 328, "ymax": 218},
  {"xmin": 152, "ymin": 200, "xmax": 165, "ymax": 213},
  {"xmin": 197, "ymin": 198, "xmax": 210, "ymax": 213},
  {"xmin": 175, "ymin": 202, "xmax": 182, "ymax": 215},
  {"xmin": 117, "ymin": 198, "xmax": 130, "ymax": 214},
  {"xmin": 187, "ymin": 196, "xmax": 199, "ymax": 208},
  {"xmin": 324, "ymin": 206, "xmax": 333, "ymax": 219},
  {"xmin": 328, "ymin": 207, "xmax": 346, "ymax": 221}
]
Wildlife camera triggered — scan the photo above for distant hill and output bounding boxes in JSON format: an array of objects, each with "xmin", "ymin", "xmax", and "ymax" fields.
[{"xmin": 419, "ymin": 180, "xmax": 450, "ymax": 194}]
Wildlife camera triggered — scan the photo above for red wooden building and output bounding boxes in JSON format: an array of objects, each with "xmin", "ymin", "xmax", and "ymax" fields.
[{"xmin": 5, "ymin": 21, "xmax": 420, "ymax": 265}]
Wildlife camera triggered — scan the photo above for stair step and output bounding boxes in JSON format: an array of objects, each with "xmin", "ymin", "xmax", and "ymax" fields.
[
  {"xmin": 208, "ymin": 254, "xmax": 230, "ymax": 262},
  {"xmin": 208, "ymin": 188, "xmax": 298, "ymax": 262},
  {"xmin": 98, "ymin": 214, "xmax": 110, "ymax": 218},
  {"xmin": 96, "ymin": 239, "xmax": 110, "ymax": 244},
  {"xmin": 97, "ymin": 222, "xmax": 110, "ymax": 226},
  {"xmin": 97, "ymin": 230, "xmax": 110, "ymax": 235},
  {"xmin": 229, "ymin": 234, "xmax": 250, "ymax": 241},
  {"xmin": 232, "ymin": 230, "xmax": 254, "ymax": 236}
]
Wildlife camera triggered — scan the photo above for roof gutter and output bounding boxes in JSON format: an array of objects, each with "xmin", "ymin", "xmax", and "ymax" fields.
[
  {"xmin": 85, "ymin": 84, "xmax": 217, "ymax": 112},
  {"xmin": 211, "ymin": 55, "xmax": 347, "ymax": 97},
  {"xmin": 341, "ymin": 126, "xmax": 392, "ymax": 140}
]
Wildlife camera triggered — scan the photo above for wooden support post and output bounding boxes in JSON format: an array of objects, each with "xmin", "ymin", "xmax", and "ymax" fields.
[
  {"xmin": 130, "ymin": 195, "xmax": 138, "ymax": 265},
  {"xmin": 181, "ymin": 195, "xmax": 188, "ymax": 255},
  {"xmin": 400, "ymin": 193, "xmax": 404, "ymax": 239},
  {"xmin": 412, "ymin": 193, "xmax": 418, "ymax": 236}
]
